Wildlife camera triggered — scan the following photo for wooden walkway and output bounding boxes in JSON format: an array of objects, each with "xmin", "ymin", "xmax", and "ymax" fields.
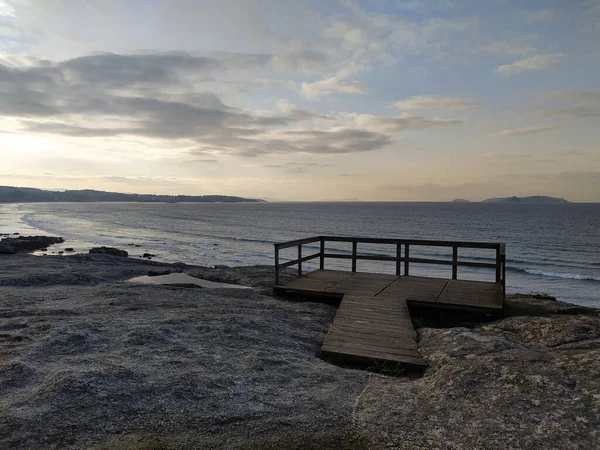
[
  {"xmin": 276, "ymin": 270, "xmax": 504, "ymax": 370},
  {"xmin": 273, "ymin": 236, "xmax": 506, "ymax": 371}
]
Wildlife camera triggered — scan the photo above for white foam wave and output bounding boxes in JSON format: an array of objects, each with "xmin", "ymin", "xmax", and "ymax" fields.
[{"xmin": 525, "ymin": 270, "xmax": 600, "ymax": 282}]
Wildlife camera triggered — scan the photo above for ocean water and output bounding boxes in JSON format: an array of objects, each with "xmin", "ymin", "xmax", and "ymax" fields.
[{"xmin": 1, "ymin": 202, "xmax": 599, "ymax": 307}]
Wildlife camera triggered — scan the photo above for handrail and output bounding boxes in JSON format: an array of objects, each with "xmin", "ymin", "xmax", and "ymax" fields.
[{"xmin": 274, "ymin": 236, "xmax": 506, "ymax": 290}]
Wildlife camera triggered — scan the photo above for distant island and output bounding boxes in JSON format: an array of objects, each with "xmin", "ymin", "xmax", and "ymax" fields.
[
  {"xmin": 0, "ymin": 186, "xmax": 263, "ymax": 203},
  {"xmin": 452, "ymin": 196, "xmax": 570, "ymax": 204}
]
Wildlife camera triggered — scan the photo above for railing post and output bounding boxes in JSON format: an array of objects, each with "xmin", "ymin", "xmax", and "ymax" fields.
[
  {"xmin": 274, "ymin": 244, "xmax": 280, "ymax": 286},
  {"xmin": 351, "ymin": 241, "xmax": 357, "ymax": 272},
  {"xmin": 452, "ymin": 246, "xmax": 458, "ymax": 280},
  {"xmin": 404, "ymin": 244, "xmax": 410, "ymax": 276},
  {"xmin": 319, "ymin": 237, "xmax": 325, "ymax": 270},
  {"xmin": 396, "ymin": 243, "xmax": 401, "ymax": 276},
  {"xmin": 495, "ymin": 246, "xmax": 501, "ymax": 283},
  {"xmin": 298, "ymin": 245, "xmax": 302, "ymax": 277},
  {"xmin": 500, "ymin": 244, "xmax": 506, "ymax": 300}
]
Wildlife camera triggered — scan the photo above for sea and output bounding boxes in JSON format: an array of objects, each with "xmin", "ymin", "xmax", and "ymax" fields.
[{"xmin": 1, "ymin": 202, "xmax": 599, "ymax": 307}]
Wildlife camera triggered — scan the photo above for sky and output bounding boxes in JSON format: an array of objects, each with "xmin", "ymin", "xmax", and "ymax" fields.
[{"xmin": 0, "ymin": 0, "xmax": 599, "ymax": 201}]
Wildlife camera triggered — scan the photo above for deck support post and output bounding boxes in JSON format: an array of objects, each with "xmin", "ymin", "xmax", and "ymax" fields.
[
  {"xmin": 274, "ymin": 245, "xmax": 280, "ymax": 286},
  {"xmin": 396, "ymin": 243, "xmax": 401, "ymax": 276},
  {"xmin": 351, "ymin": 241, "xmax": 357, "ymax": 272},
  {"xmin": 298, "ymin": 245, "xmax": 302, "ymax": 277},
  {"xmin": 452, "ymin": 246, "xmax": 458, "ymax": 279},
  {"xmin": 404, "ymin": 244, "xmax": 410, "ymax": 276},
  {"xmin": 319, "ymin": 237, "xmax": 325, "ymax": 270}
]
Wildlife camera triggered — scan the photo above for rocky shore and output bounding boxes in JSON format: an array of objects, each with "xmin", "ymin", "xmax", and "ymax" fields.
[
  {"xmin": 0, "ymin": 235, "xmax": 64, "ymax": 254},
  {"xmin": 1, "ymin": 243, "xmax": 599, "ymax": 449}
]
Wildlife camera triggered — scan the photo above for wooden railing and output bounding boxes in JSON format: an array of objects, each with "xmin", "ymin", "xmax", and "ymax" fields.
[{"xmin": 274, "ymin": 236, "xmax": 506, "ymax": 291}]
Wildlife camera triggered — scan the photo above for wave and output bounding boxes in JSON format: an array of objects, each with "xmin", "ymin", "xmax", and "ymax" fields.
[{"xmin": 524, "ymin": 269, "xmax": 600, "ymax": 282}]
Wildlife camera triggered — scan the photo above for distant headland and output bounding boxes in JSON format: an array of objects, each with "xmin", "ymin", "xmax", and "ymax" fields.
[
  {"xmin": 0, "ymin": 186, "xmax": 264, "ymax": 203},
  {"xmin": 452, "ymin": 196, "xmax": 570, "ymax": 204}
]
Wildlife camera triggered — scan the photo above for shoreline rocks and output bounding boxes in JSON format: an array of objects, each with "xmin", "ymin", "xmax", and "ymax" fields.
[
  {"xmin": 89, "ymin": 246, "xmax": 128, "ymax": 257},
  {"xmin": 0, "ymin": 235, "xmax": 64, "ymax": 254}
]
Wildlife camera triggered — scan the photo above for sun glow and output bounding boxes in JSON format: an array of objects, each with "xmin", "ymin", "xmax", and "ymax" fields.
[{"xmin": 0, "ymin": 133, "xmax": 55, "ymax": 155}]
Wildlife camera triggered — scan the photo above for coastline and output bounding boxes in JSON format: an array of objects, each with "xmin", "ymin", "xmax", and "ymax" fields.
[
  {"xmin": 2, "ymin": 201, "xmax": 599, "ymax": 308},
  {"xmin": 1, "ymin": 246, "xmax": 599, "ymax": 448}
]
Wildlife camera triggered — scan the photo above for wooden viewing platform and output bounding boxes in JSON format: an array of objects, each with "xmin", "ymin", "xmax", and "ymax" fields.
[{"xmin": 274, "ymin": 236, "xmax": 506, "ymax": 371}]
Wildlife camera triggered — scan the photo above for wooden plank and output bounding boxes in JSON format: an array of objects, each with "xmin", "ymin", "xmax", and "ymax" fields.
[
  {"xmin": 326, "ymin": 273, "xmax": 398, "ymax": 296},
  {"xmin": 322, "ymin": 341, "xmax": 422, "ymax": 359},
  {"xmin": 321, "ymin": 294, "xmax": 426, "ymax": 369},
  {"xmin": 331, "ymin": 315, "xmax": 412, "ymax": 329},
  {"xmin": 320, "ymin": 346, "xmax": 427, "ymax": 369},
  {"xmin": 328, "ymin": 324, "xmax": 416, "ymax": 339},
  {"xmin": 275, "ymin": 236, "xmax": 321, "ymax": 250},
  {"xmin": 320, "ymin": 236, "xmax": 501, "ymax": 249},
  {"xmin": 377, "ymin": 276, "xmax": 448, "ymax": 303},
  {"xmin": 334, "ymin": 305, "xmax": 414, "ymax": 319},
  {"xmin": 436, "ymin": 279, "xmax": 503, "ymax": 310},
  {"xmin": 325, "ymin": 328, "xmax": 417, "ymax": 345},
  {"xmin": 323, "ymin": 253, "xmax": 398, "ymax": 262},
  {"xmin": 336, "ymin": 302, "xmax": 410, "ymax": 315}
]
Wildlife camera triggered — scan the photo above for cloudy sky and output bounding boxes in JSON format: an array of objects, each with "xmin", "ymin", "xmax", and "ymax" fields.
[{"xmin": 0, "ymin": 0, "xmax": 598, "ymax": 201}]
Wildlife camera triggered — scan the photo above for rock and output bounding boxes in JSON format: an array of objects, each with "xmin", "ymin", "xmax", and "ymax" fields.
[
  {"xmin": 0, "ymin": 236, "xmax": 64, "ymax": 254},
  {"xmin": 89, "ymin": 247, "xmax": 128, "ymax": 258},
  {"xmin": 12, "ymin": 232, "xmax": 19, "ymax": 235},
  {"xmin": 358, "ymin": 308, "xmax": 600, "ymax": 449},
  {"xmin": 147, "ymin": 269, "xmax": 173, "ymax": 277},
  {"xmin": 505, "ymin": 293, "xmax": 597, "ymax": 316},
  {"xmin": 214, "ymin": 264, "xmax": 229, "ymax": 269},
  {"xmin": 142, "ymin": 253, "xmax": 156, "ymax": 259},
  {"xmin": 0, "ymin": 244, "xmax": 15, "ymax": 254},
  {"xmin": 58, "ymin": 251, "xmax": 64, "ymax": 255},
  {"xmin": 64, "ymin": 248, "xmax": 74, "ymax": 252}
]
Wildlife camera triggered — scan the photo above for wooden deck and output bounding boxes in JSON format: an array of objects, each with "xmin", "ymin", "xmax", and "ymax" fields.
[
  {"xmin": 275, "ymin": 270, "xmax": 504, "ymax": 370},
  {"xmin": 273, "ymin": 236, "xmax": 506, "ymax": 372}
]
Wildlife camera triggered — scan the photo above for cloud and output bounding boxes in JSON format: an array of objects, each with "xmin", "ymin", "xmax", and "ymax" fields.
[
  {"xmin": 264, "ymin": 161, "xmax": 332, "ymax": 174},
  {"xmin": 349, "ymin": 113, "xmax": 463, "ymax": 132},
  {"xmin": 230, "ymin": 128, "xmax": 393, "ymax": 157},
  {"xmin": 0, "ymin": 53, "xmax": 408, "ymax": 158},
  {"xmin": 300, "ymin": 77, "xmax": 369, "ymax": 99},
  {"xmin": 275, "ymin": 100, "xmax": 335, "ymax": 121},
  {"xmin": 394, "ymin": 95, "xmax": 480, "ymax": 111},
  {"xmin": 495, "ymin": 53, "xmax": 564, "ymax": 76},
  {"xmin": 494, "ymin": 125, "xmax": 559, "ymax": 137}
]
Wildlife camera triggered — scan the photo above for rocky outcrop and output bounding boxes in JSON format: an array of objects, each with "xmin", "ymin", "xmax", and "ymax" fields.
[
  {"xmin": 89, "ymin": 246, "xmax": 128, "ymax": 257},
  {"xmin": 0, "ymin": 236, "xmax": 64, "ymax": 254},
  {"xmin": 0, "ymin": 255, "xmax": 598, "ymax": 449},
  {"xmin": 356, "ymin": 295, "xmax": 600, "ymax": 449},
  {"xmin": 505, "ymin": 293, "xmax": 596, "ymax": 316}
]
